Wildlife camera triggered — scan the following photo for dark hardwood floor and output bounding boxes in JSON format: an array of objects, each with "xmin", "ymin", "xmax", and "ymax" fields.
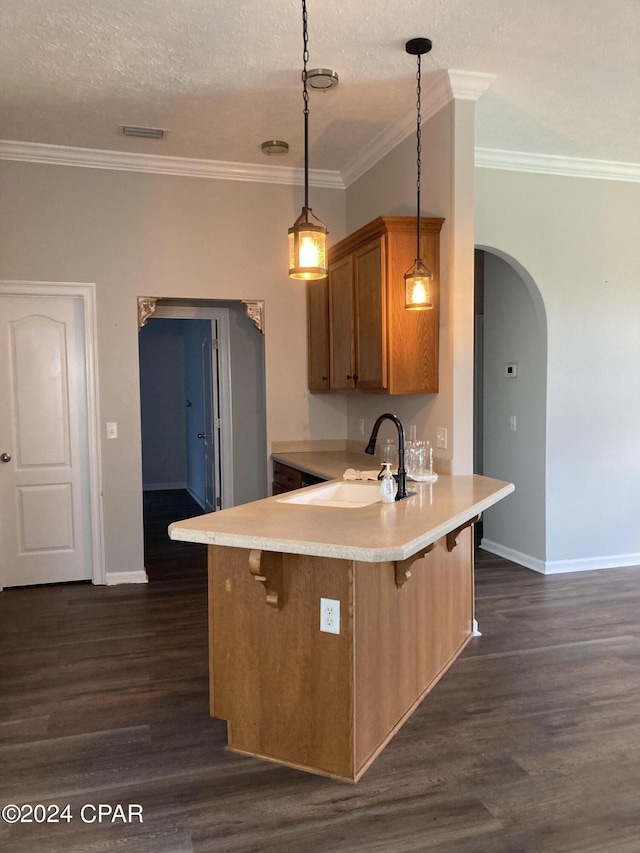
[
  {"xmin": 143, "ymin": 489, "xmax": 207, "ymax": 583},
  {"xmin": 2, "ymin": 497, "xmax": 640, "ymax": 852}
]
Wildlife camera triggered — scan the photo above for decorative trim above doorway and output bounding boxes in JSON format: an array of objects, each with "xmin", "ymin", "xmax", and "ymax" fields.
[
  {"xmin": 137, "ymin": 296, "xmax": 157, "ymax": 330},
  {"xmin": 242, "ymin": 300, "xmax": 264, "ymax": 334}
]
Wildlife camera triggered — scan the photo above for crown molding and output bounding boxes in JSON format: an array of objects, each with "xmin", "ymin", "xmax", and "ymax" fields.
[
  {"xmin": 341, "ymin": 70, "xmax": 496, "ymax": 187},
  {"xmin": 475, "ymin": 147, "xmax": 640, "ymax": 182},
  {"xmin": 0, "ymin": 139, "xmax": 345, "ymax": 189},
  {"xmin": 447, "ymin": 70, "xmax": 498, "ymax": 100},
  {"xmin": 3, "ymin": 130, "xmax": 638, "ymax": 190}
]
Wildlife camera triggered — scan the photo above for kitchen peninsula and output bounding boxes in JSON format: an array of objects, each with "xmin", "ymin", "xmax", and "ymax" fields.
[{"xmin": 169, "ymin": 472, "xmax": 513, "ymax": 782}]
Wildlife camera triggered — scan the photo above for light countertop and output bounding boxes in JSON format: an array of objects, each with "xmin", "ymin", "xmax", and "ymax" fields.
[{"xmin": 169, "ymin": 474, "xmax": 514, "ymax": 563}]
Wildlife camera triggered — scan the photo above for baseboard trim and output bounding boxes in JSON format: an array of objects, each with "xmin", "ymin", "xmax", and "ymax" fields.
[
  {"xmin": 480, "ymin": 539, "xmax": 640, "ymax": 575},
  {"xmin": 543, "ymin": 553, "xmax": 640, "ymax": 575},
  {"xmin": 105, "ymin": 570, "xmax": 148, "ymax": 585},
  {"xmin": 143, "ymin": 482, "xmax": 187, "ymax": 491},
  {"xmin": 480, "ymin": 540, "xmax": 546, "ymax": 573}
]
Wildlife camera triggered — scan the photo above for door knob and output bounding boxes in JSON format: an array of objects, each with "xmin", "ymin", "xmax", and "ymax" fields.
[
  {"xmin": 197, "ymin": 433, "xmax": 210, "ymax": 439},
  {"xmin": 1, "ymin": 453, "xmax": 11, "ymax": 463}
]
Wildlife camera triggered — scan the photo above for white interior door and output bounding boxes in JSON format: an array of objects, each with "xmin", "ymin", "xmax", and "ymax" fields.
[
  {"xmin": 202, "ymin": 321, "xmax": 222, "ymax": 511},
  {"xmin": 0, "ymin": 294, "xmax": 93, "ymax": 587}
]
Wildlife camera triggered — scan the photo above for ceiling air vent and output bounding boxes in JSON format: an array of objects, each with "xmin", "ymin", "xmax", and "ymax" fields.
[{"xmin": 120, "ymin": 125, "xmax": 166, "ymax": 140}]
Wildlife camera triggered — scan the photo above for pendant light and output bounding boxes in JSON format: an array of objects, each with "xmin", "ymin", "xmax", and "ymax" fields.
[
  {"xmin": 288, "ymin": 0, "xmax": 328, "ymax": 280},
  {"xmin": 404, "ymin": 37, "xmax": 434, "ymax": 310}
]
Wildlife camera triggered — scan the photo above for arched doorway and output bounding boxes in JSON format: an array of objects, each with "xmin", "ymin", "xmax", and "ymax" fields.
[{"xmin": 474, "ymin": 248, "xmax": 548, "ymax": 572}]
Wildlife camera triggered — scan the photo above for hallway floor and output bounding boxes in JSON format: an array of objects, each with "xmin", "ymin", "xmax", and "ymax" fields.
[
  {"xmin": 143, "ymin": 489, "xmax": 207, "ymax": 583},
  {"xmin": 2, "ymin": 512, "xmax": 640, "ymax": 852}
]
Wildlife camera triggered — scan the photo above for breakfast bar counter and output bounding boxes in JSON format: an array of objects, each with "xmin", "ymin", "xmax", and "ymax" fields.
[
  {"xmin": 169, "ymin": 474, "xmax": 513, "ymax": 562},
  {"xmin": 169, "ymin": 474, "xmax": 513, "ymax": 782}
]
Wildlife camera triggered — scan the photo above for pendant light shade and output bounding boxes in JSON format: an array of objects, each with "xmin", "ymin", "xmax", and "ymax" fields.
[
  {"xmin": 405, "ymin": 260, "xmax": 434, "ymax": 310},
  {"xmin": 288, "ymin": 0, "xmax": 328, "ymax": 280},
  {"xmin": 288, "ymin": 209, "xmax": 327, "ymax": 280},
  {"xmin": 404, "ymin": 37, "xmax": 434, "ymax": 311}
]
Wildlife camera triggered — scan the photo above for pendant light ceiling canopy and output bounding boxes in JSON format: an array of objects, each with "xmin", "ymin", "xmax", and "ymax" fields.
[
  {"xmin": 307, "ymin": 68, "xmax": 339, "ymax": 91},
  {"xmin": 288, "ymin": 0, "xmax": 328, "ymax": 281},
  {"xmin": 404, "ymin": 37, "xmax": 434, "ymax": 311},
  {"xmin": 261, "ymin": 140, "xmax": 289, "ymax": 155}
]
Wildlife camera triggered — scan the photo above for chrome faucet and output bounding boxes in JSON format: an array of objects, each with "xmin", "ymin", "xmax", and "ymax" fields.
[{"xmin": 364, "ymin": 413, "xmax": 412, "ymax": 501}]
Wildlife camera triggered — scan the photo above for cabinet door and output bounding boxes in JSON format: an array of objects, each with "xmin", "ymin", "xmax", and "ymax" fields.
[
  {"xmin": 307, "ymin": 278, "xmax": 330, "ymax": 392},
  {"xmin": 354, "ymin": 237, "xmax": 387, "ymax": 391},
  {"xmin": 272, "ymin": 461, "xmax": 303, "ymax": 494},
  {"xmin": 329, "ymin": 254, "xmax": 356, "ymax": 390},
  {"xmin": 386, "ymin": 226, "xmax": 439, "ymax": 394}
]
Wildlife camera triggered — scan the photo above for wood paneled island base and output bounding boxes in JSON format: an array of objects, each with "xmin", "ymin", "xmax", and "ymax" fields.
[{"xmin": 207, "ymin": 527, "xmax": 473, "ymax": 782}]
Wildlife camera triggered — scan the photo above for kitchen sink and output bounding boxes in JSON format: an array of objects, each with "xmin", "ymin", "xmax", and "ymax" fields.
[{"xmin": 278, "ymin": 481, "xmax": 382, "ymax": 508}]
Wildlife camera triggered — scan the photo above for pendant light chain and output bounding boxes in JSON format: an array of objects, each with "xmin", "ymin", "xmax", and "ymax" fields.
[
  {"xmin": 302, "ymin": 0, "xmax": 310, "ymax": 210},
  {"xmin": 287, "ymin": 0, "xmax": 328, "ymax": 280},
  {"xmin": 415, "ymin": 50, "xmax": 422, "ymax": 262},
  {"xmin": 403, "ymin": 36, "xmax": 433, "ymax": 309}
]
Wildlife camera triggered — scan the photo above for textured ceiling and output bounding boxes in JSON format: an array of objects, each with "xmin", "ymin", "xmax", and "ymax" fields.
[{"xmin": 1, "ymin": 0, "xmax": 639, "ymax": 173}]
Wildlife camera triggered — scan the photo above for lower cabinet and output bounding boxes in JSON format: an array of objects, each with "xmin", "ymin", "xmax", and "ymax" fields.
[
  {"xmin": 272, "ymin": 461, "xmax": 325, "ymax": 496},
  {"xmin": 207, "ymin": 526, "xmax": 474, "ymax": 781}
]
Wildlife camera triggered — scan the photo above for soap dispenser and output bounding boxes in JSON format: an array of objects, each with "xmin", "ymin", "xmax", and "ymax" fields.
[{"xmin": 380, "ymin": 462, "xmax": 397, "ymax": 503}]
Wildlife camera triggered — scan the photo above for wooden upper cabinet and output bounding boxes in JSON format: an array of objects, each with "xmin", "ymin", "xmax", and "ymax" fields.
[
  {"xmin": 328, "ymin": 254, "xmax": 355, "ymax": 390},
  {"xmin": 353, "ymin": 237, "xmax": 386, "ymax": 390},
  {"xmin": 306, "ymin": 277, "xmax": 330, "ymax": 392},
  {"xmin": 308, "ymin": 215, "xmax": 444, "ymax": 395}
]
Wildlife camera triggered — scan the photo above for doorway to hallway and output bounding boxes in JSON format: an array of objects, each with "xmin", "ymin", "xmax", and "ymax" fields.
[
  {"xmin": 139, "ymin": 306, "xmax": 233, "ymax": 513},
  {"xmin": 137, "ymin": 298, "xmax": 268, "ymax": 575}
]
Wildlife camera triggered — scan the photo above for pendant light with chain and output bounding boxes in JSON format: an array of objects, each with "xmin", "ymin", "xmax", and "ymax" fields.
[
  {"xmin": 404, "ymin": 37, "xmax": 434, "ymax": 310},
  {"xmin": 288, "ymin": 0, "xmax": 328, "ymax": 280}
]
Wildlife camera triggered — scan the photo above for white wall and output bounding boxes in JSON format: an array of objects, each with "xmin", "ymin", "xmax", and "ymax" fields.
[
  {"xmin": 476, "ymin": 168, "xmax": 640, "ymax": 571},
  {"xmin": 139, "ymin": 318, "xmax": 189, "ymax": 489},
  {"xmin": 0, "ymin": 160, "xmax": 346, "ymax": 580},
  {"xmin": 480, "ymin": 252, "xmax": 546, "ymax": 566},
  {"xmin": 344, "ymin": 100, "xmax": 477, "ymax": 474}
]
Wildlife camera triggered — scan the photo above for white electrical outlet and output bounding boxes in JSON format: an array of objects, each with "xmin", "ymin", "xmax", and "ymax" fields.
[
  {"xmin": 359, "ymin": 418, "xmax": 365, "ymax": 436},
  {"xmin": 436, "ymin": 427, "xmax": 447, "ymax": 449},
  {"xmin": 320, "ymin": 598, "xmax": 340, "ymax": 634},
  {"xmin": 106, "ymin": 422, "xmax": 118, "ymax": 439},
  {"xmin": 510, "ymin": 415, "xmax": 517, "ymax": 431}
]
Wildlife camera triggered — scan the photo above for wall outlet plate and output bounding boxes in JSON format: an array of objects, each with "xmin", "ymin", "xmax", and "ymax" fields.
[{"xmin": 320, "ymin": 598, "xmax": 340, "ymax": 634}]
